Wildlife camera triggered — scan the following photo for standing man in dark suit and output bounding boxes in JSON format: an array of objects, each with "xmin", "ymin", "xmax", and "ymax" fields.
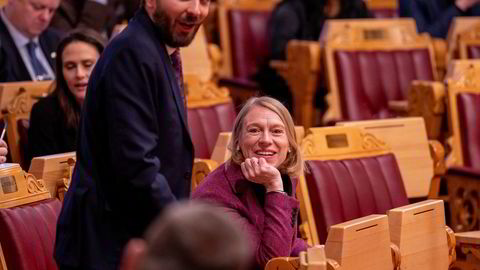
[
  {"xmin": 0, "ymin": 0, "xmax": 61, "ymax": 82},
  {"xmin": 54, "ymin": 0, "xmax": 209, "ymax": 268}
]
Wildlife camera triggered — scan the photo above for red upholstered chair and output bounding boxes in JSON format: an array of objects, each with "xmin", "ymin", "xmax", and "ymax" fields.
[
  {"xmin": 323, "ymin": 22, "xmax": 438, "ymax": 123},
  {"xmin": 466, "ymin": 45, "xmax": 480, "ymax": 59},
  {"xmin": 456, "ymin": 93, "xmax": 480, "ymax": 168},
  {"xmin": 444, "ymin": 62, "xmax": 480, "ymax": 169},
  {"xmin": 458, "ymin": 22, "xmax": 480, "ymax": 59},
  {"xmin": 186, "ymin": 76, "xmax": 236, "ymax": 159},
  {"xmin": 217, "ymin": 0, "xmax": 275, "ymax": 106},
  {"xmin": 297, "ymin": 127, "xmax": 409, "ymax": 245},
  {"xmin": 0, "ymin": 198, "xmax": 61, "ymax": 270}
]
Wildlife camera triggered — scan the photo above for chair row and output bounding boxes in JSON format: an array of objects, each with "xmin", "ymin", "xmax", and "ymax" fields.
[{"xmin": 266, "ymin": 199, "xmax": 456, "ymax": 270}]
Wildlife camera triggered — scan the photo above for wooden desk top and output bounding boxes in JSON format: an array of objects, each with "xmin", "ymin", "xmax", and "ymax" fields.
[{"xmin": 456, "ymin": 231, "xmax": 480, "ymax": 246}]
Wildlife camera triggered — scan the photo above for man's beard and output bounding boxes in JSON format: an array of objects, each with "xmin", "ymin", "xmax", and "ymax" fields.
[{"xmin": 152, "ymin": 7, "xmax": 201, "ymax": 47}]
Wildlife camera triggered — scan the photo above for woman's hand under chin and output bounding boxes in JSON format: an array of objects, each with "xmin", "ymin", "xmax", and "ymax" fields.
[{"xmin": 240, "ymin": 157, "xmax": 284, "ymax": 192}]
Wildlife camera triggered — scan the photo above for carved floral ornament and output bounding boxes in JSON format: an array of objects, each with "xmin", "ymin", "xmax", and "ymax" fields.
[
  {"xmin": 301, "ymin": 132, "xmax": 387, "ymax": 157},
  {"xmin": 185, "ymin": 76, "xmax": 231, "ymax": 107},
  {"xmin": 327, "ymin": 25, "xmax": 418, "ymax": 45},
  {"xmin": 24, "ymin": 173, "xmax": 48, "ymax": 194}
]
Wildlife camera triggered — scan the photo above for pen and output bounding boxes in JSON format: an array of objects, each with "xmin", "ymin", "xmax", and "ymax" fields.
[{"xmin": 0, "ymin": 123, "xmax": 7, "ymax": 141}]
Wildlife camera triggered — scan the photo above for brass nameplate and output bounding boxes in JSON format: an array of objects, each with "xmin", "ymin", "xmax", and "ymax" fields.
[
  {"xmin": 326, "ymin": 134, "xmax": 349, "ymax": 148},
  {"xmin": 0, "ymin": 176, "xmax": 18, "ymax": 194}
]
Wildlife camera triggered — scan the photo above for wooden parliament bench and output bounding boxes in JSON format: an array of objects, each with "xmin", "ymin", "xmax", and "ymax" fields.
[
  {"xmin": 0, "ymin": 163, "xmax": 60, "ymax": 270},
  {"xmin": 266, "ymin": 200, "xmax": 455, "ymax": 270}
]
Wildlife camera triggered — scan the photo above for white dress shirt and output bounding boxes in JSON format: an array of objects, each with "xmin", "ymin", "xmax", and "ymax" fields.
[{"xmin": 0, "ymin": 9, "xmax": 55, "ymax": 81}]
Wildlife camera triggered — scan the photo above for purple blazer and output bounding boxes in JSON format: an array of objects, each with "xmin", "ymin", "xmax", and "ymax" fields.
[{"xmin": 192, "ymin": 162, "xmax": 308, "ymax": 269}]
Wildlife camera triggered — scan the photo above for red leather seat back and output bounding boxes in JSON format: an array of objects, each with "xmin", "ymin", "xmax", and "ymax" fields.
[
  {"xmin": 370, "ymin": 9, "xmax": 398, "ymax": 18},
  {"xmin": 0, "ymin": 199, "xmax": 61, "ymax": 270},
  {"xmin": 188, "ymin": 102, "xmax": 236, "ymax": 158},
  {"xmin": 334, "ymin": 49, "xmax": 434, "ymax": 120},
  {"xmin": 305, "ymin": 153, "xmax": 408, "ymax": 243},
  {"xmin": 457, "ymin": 93, "xmax": 480, "ymax": 168},
  {"xmin": 467, "ymin": 45, "xmax": 480, "ymax": 59},
  {"xmin": 228, "ymin": 9, "xmax": 271, "ymax": 79}
]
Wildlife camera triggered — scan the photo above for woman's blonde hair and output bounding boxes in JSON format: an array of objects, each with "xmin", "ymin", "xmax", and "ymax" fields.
[{"xmin": 228, "ymin": 97, "xmax": 303, "ymax": 177}]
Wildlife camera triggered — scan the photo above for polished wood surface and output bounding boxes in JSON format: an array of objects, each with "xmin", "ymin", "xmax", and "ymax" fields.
[
  {"xmin": 388, "ymin": 200, "xmax": 454, "ymax": 270},
  {"xmin": 326, "ymin": 215, "xmax": 395, "ymax": 270},
  {"xmin": 337, "ymin": 117, "xmax": 436, "ymax": 198},
  {"xmin": 28, "ymin": 152, "xmax": 76, "ymax": 200},
  {"xmin": 0, "ymin": 163, "xmax": 50, "ymax": 209},
  {"xmin": 0, "ymin": 81, "xmax": 53, "ymax": 117}
]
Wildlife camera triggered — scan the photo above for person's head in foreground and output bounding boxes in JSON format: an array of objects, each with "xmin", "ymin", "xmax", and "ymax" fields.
[
  {"xmin": 121, "ymin": 202, "xmax": 251, "ymax": 270},
  {"xmin": 230, "ymin": 96, "xmax": 303, "ymax": 186}
]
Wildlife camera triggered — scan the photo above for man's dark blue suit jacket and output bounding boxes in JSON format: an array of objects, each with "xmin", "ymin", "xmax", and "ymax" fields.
[
  {"xmin": 54, "ymin": 8, "xmax": 194, "ymax": 270},
  {"xmin": 0, "ymin": 18, "xmax": 60, "ymax": 82}
]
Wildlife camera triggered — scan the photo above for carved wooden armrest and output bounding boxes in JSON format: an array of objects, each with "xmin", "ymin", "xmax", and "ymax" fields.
[
  {"xmin": 270, "ymin": 60, "xmax": 289, "ymax": 82},
  {"xmin": 428, "ymin": 140, "xmax": 446, "ymax": 199},
  {"xmin": 390, "ymin": 243, "xmax": 401, "ymax": 270},
  {"xmin": 446, "ymin": 226, "xmax": 456, "ymax": 267},
  {"xmin": 388, "ymin": 100, "xmax": 408, "ymax": 115},
  {"xmin": 432, "ymin": 38, "xmax": 447, "ymax": 80},
  {"xmin": 299, "ymin": 246, "xmax": 340, "ymax": 270},
  {"xmin": 207, "ymin": 43, "xmax": 223, "ymax": 80},
  {"xmin": 445, "ymin": 136, "xmax": 457, "ymax": 167},
  {"xmin": 429, "ymin": 140, "xmax": 446, "ymax": 175},
  {"xmin": 265, "ymin": 257, "xmax": 300, "ymax": 270},
  {"xmin": 191, "ymin": 158, "xmax": 218, "ymax": 192},
  {"xmin": 408, "ymin": 80, "xmax": 446, "ymax": 140}
]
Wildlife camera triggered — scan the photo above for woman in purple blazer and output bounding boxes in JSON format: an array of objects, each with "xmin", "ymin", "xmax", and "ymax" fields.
[{"xmin": 192, "ymin": 97, "xmax": 308, "ymax": 269}]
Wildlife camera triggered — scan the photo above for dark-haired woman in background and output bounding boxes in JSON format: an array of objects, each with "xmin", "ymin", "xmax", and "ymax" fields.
[
  {"xmin": 255, "ymin": 0, "xmax": 370, "ymax": 115},
  {"xmin": 26, "ymin": 29, "xmax": 106, "ymax": 166}
]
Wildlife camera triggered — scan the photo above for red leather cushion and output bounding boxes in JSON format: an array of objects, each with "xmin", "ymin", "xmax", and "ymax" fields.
[
  {"xmin": 334, "ymin": 49, "xmax": 434, "ymax": 120},
  {"xmin": 370, "ymin": 9, "xmax": 398, "ymax": 18},
  {"xmin": 188, "ymin": 102, "xmax": 236, "ymax": 158},
  {"xmin": 228, "ymin": 9, "xmax": 271, "ymax": 79},
  {"xmin": 467, "ymin": 45, "xmax": 480, "ymax": 59},
  {"xmin": 457, "ymin": 93, "xmax": 480, "ymax": 169},
  {"xmin": 0, "ymin": 198, "xmax": 61, "ymax": 270},
  {"xmin": 305, "ymin": 154, "xmax": 408, "ymax": 243}
]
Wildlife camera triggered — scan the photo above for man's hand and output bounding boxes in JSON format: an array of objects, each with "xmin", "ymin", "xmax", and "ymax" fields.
[
  {"xmin": 0, "ymin": 139, "xmax": 8, "ymax": 163},
  {"xmin": 241, "ymin": 157, "xmax": 283, "ymax": 192},
  {"xmin": 456, "ymin": 0, "xmax": 480, "ymax": 11}
]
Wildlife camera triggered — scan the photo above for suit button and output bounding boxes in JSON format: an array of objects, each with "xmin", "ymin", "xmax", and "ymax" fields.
[{"xmin": 184, "ymin": 171, "xmax": 191, "ymax": 179}]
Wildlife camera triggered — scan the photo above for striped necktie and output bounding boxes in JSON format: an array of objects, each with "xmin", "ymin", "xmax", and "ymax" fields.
[
  {"xmin": 170, "ymin": 49, "xmax": 186, "ymax": 108},
  {"xmin": 26, "ymin": 41, "xmax": 48, "ymax": 80}
]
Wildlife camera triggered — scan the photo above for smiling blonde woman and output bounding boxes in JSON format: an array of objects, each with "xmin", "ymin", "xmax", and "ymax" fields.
[{"xmin": 192, "ymin": 96, "xmax": 307, "ymax": 269}]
